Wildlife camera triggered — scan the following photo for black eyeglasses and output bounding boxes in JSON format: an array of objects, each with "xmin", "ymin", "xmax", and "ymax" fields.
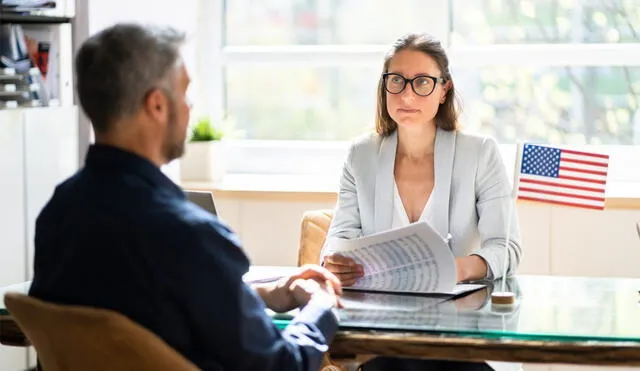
[{"xmin": 383, "ymin": 73, "xmax": 446, "ymax": 97}]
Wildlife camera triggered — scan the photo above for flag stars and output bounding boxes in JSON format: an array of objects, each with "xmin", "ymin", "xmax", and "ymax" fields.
[{"xmin": 521, "ymin": 144, "xmax": 561, "ymax": 178}]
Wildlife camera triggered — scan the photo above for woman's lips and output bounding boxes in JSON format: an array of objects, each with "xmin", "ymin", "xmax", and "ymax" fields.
[{"xmin": 398, "ymin": 108, "xmax": 420, "ymax": 113}]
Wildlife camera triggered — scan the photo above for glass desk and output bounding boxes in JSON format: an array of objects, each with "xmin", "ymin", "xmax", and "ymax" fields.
[
  {"xmin": 277, "ymin": 275, "xmax": 640, "ymax": 367},
  {"xmin": 3, "ymin": 275, "xmax": 640, "ymax": 366}
]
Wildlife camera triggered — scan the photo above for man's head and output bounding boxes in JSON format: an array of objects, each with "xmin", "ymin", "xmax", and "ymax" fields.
[{"xmin": 76, "ymin": 23, "xmax": 191, "ymax": 164}]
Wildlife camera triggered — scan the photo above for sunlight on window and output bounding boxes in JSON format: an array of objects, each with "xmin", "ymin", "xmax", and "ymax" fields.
[
  {"xmin": 221, "ymin": 0, "xmax": 640, "ymax": 146},
  {"xmin": 455, "ymin": 66, "xmax": 640, "ymax": 145}
]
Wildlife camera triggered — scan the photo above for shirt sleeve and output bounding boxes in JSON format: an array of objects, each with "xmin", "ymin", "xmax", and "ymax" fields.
[{"xmin": 175, "ymin": 218, "xmax": 338, "ymax": 371}]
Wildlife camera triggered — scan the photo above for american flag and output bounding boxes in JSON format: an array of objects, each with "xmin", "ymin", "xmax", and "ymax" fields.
[{"xmin": 517, "ymin": 143, "xmax": 609, "ymax": 210}]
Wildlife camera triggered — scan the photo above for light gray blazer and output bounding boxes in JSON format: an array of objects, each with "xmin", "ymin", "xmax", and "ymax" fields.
[{"xmin": 323, "ymin": 128, "xmax": 522, "ymax": 279}]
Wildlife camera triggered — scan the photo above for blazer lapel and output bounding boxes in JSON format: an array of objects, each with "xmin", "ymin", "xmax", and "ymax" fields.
[
  {"xmin": 429, "ymin": 127, "xmax": 456, "ymax": 239},
  {"xmin": 374, "ymin": 131, "xmax": 397, "ymax": 232}
]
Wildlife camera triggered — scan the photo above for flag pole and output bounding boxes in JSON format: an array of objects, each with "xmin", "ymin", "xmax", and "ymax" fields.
[{"xmin": 493, "ymin": 142, "xmax": 523, "ymax": 306}]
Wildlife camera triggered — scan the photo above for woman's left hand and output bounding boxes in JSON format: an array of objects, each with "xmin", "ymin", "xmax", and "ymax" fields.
[{"xmin": 455, "ymin": 255, "xmax": 488, "ymax": 282}]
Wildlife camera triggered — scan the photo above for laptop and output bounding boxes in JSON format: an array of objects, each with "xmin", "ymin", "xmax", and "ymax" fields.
[{"xmin": 185, "ymin": 190, "xmax": 217, "ymax": 216}]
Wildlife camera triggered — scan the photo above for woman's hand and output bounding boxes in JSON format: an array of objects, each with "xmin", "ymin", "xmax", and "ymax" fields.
[
  {"xmin": 455, "ymin": 255, "xmax": 489, "ymax": 282},
  {"xmin": 322, "ymin": 254, "xmax": 364, "ymax": 286}
]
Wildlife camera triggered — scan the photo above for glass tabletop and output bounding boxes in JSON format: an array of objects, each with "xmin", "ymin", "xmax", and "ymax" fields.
[
  {"xmin": 274, "ymin": 275, "xmax": 640, "ymax": 343},
  {"xmin": 3, "ymin": 275, "xmax": 640, "ymax": 343}
]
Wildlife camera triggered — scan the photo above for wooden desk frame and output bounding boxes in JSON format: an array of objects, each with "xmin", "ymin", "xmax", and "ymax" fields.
[{"xmin": 5, "ymin": 317, "xmax": 640, "ymax": 370}]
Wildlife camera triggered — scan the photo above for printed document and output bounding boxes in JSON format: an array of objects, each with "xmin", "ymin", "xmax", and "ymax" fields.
[{"xmin": 326, "ymin": 221, "xmax": 484, "ymax": 296}]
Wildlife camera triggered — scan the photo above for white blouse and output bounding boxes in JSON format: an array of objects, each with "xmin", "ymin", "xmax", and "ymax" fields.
[{"xmin": 391, "ymin": 180, "xmax": 433, "ymax": 229}]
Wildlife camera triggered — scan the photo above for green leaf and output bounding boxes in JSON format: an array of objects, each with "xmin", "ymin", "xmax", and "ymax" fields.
[{"xmin": 189, "ymin": 117, "xmax": 224, "ymax": 142}]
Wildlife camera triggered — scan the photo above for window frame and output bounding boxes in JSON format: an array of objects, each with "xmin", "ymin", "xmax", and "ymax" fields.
[{"xmin": 193, "ymin": 0, "xmax": 640, "ymax": 185}]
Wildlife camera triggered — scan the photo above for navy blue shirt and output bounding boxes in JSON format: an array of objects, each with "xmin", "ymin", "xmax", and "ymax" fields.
[{"xmin": 29, "ymin": 144, "xmax": 338, "ymax": 371}]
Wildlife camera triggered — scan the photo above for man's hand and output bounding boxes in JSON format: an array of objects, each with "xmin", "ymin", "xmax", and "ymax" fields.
[
  {"xmin": 288, "ymin": 277, "xmax": 341, "ymax": 311},
  {"xmin": 256, "ymin": 265, "xmax": 342, "ymax": 313},
  {"xmin": 323, "ymin": 254, "xmax": 364, "ymax": 286}
]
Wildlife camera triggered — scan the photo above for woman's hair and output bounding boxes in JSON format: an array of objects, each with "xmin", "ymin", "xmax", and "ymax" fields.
[{"xmin": 375, "ymin": 33, "xmax": 460, "ymax": 136}]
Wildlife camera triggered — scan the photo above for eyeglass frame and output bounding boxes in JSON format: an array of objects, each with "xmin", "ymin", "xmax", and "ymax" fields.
[{"xmin": 382, "ymin": 72, "xmax": 447, "ymax": 97}]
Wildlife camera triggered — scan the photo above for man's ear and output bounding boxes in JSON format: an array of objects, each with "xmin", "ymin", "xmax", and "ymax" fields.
[{"xmin": 143, "ymin": 88, "xmax": 169, "ymax": 123}]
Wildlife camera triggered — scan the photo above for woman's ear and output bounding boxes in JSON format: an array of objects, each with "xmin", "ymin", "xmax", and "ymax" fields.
[{"xmin": 440, "ymin": 80, "xmax": 453, "ymax": 104}]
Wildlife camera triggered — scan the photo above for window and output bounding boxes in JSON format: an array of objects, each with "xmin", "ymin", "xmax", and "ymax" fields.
[
  {"xmin": 226, "ymin": 66, "xmax": 378, "ymax": 140},
  {"xmin": 455, "ymin": 66, "xmax": 640, "ymax": 145},
  {"xmin": 201, "ymin": 0, "xmax": 640, "ymax": 182},
  {"xmin": 450, "ymin": 0, "xmax": 640, "ymax": 148},
  {"xmin": 225, "ymin": 0, "xmax": 440, "ymax": 46},
  {"xmin": 451, "ymin": 0, "xmax": 640, "ymax": 45}
]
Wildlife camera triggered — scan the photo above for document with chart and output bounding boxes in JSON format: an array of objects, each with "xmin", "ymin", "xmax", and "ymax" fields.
[{"xmin": 327, "ymin": 221, "xmax": 485, "ymax": 296}]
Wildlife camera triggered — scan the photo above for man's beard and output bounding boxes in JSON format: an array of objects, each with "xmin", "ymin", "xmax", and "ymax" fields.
[{"xmin": 162, "ymin": 99, "xmax": 185, "ymax": 162}]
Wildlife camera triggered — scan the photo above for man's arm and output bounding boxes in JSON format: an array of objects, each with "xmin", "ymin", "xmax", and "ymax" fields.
[{"xmin": 174, "ymin": 219, "xmax": 338, "ymax": 371}]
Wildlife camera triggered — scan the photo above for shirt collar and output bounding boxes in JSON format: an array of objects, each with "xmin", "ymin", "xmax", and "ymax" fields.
[{"xmin": 84, "ymin": 144, "xmax": 184, "ymax": 198}]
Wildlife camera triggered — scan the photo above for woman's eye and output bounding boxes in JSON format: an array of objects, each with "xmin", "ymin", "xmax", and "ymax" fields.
[{"xmin": 415, "ymin": 77, "xmax": 430, "ymax": 86}]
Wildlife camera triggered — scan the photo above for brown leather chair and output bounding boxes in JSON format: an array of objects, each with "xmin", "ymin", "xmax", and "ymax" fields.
[
  {"xmin": 4, "ymin": 293, "xmax": 199, "ymax": 371},
  {"xmin": 298, "ymin": 209, "xmax": 334, "ymax": 266}
]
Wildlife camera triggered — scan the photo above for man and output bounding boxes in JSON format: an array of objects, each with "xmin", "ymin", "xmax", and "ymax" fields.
[{"xmin": 28, "ymin": 23, "xmax": 342, "ymax": 371}]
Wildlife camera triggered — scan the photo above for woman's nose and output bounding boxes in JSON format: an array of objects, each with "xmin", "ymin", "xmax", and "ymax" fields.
[{"xmin": 399, "ymin": 86, "xmax": 417, "ymax": 103}]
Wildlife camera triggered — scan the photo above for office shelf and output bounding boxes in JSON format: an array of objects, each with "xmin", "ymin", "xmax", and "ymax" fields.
[{"xmin": 0, "ymin": 11, "xmax": 72, "ymax": 24}]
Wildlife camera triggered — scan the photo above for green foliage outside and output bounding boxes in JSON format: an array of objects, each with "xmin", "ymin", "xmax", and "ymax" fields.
[{"xmin": 223, "ymin": 0, "xmax": 640, "ymax": 145}]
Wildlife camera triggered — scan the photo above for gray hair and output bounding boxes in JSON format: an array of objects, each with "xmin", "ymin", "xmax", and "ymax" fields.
[{"xmin": 75, "ymin": 23, "xmax": 186, "ymax": 133}]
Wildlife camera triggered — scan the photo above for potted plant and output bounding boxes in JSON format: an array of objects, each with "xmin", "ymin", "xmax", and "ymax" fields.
[{"xmin": 180, "ymin": 117, "xmax": 226, "ymax": 182}]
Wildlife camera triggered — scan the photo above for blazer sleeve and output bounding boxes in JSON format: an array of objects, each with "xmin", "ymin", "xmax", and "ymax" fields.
[
  {"xmin": 472, "ymin": 137, "xmax": 523, "ymax": 279},
  {"xmin": 321, "ymin": 142, "xmax": 362, "ymax": 261}
]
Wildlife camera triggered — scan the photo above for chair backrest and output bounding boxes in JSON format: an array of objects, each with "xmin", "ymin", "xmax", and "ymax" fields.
[
  {"xmin": 4, "ymin": 293, "xmax": 199, "ymax": 371},
  {"xmin": 298, "ymin": 210, "xmax": 334, "ymax": 266},
  {"xmin": 186, "ymin": 190, "xmax": 218, "ymax": 216}
]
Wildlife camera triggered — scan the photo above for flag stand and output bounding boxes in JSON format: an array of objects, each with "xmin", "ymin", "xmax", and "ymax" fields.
[{"xmin": 490, "ymin": 142, "xmax": 523, "ymax": 309}]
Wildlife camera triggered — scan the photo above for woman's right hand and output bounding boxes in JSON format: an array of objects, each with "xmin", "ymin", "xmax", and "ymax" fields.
[{"xmin": 322, "ymin": 254, "xmax": 364, "ymax": 286}]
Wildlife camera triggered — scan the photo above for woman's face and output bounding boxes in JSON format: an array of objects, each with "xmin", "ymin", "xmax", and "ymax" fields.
[{"xmin": 385, "ymin": 49, "xmax": 449, "ymax": 130}]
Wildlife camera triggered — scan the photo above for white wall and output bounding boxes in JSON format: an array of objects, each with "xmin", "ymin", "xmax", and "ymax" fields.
[{"xmin": 215, "ymin": 197, "xmax": 640, "ymax": 279}]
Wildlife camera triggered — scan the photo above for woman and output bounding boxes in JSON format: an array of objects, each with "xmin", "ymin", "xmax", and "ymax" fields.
[{"xmin": 321, "ymin": 33, "xmax": 522, "ymax": 371}]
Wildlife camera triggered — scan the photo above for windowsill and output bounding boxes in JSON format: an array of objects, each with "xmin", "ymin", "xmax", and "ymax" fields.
[
  {"xmin": 181, "ymin": 174, "xmax": 640, "ymax": 209},
  {"xmin": 181, "ymin": 174, "xmax": 340, "ymax": 202}
]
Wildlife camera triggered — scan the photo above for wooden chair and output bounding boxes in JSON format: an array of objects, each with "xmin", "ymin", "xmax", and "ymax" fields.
[{"xmin": 4, "ymin": 293, "xmax": 199, "ymax": 371}]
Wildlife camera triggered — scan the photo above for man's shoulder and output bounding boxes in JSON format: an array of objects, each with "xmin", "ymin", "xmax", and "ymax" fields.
[
  {"xmin": 165, "ymin": 199, "xmax": 239, "ymax": 245},
  {"xmin": 37, "ymin": 170, "xmax": 85, "ymax": 219},
  {"xmin": 158, "ymin": 199, "xmax": 249, "ymax": 276}
]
